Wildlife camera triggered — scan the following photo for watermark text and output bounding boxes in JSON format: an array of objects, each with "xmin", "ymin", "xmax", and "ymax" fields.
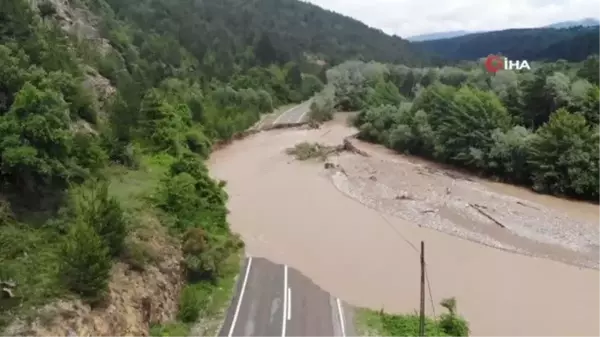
[{"xmin": 485, "ymin": 55, "xmax": 531, "ymax": 73}]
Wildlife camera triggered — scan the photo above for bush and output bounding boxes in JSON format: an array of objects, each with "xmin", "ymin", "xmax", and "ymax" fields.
[
  {"xmin": 301, "ymin": 74, "xmax": 324, "ymax": 99},
  {"xmin": 60, "ymin": 221, "xmax": 112, "ymax": 304},
  {"xmin": 438, "ymin": 297, "xmax": 470, "ymax": 336},
  {"xmin": 181, "ymin": 228, "xmax": 240, "ymax": 282},
  {"xmin": 359, "ymin": 297, "xmax": 470, "ymax": 337},
  {"xmin": 185, "ymin": 129, "xmax": 212, "ymax": 158},
  {"xmin": 72, "ymin": 133, "xmax": 109, "ymax": 172},
  {"xmin": 309, "ymin": 86, "xmax": 335, "ymax": 122},
  {"xmin": 177, "ymin": 283, "xmax": 211, "ymax": 323}
]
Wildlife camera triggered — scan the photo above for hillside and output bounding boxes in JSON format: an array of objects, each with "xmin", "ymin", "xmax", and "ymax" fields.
[
  {"xmin": 407, "ymin": 30, "xmax": 471, "ymax": 42},
  {"xmin": 0, "ymin": 0, "xmax": 441, "ymax": 334},
  {"xmin": 88, "ymin": 0, "xmax": 440, "ymax": 73},
  {"xmin": 407, "ymin": 18, "xmax": 600, "ymax": 42},
  {"xmin": 414, "ymin": 26, "xmax": 599, "ymax": 61},
  {"xmin": 546, "ymin": 18, "xmax": 600, "ymax": 28}
]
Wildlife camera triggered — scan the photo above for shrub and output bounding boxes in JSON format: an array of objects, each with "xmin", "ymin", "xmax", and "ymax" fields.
[
  {"xmin": 177, "ymin": 283, "xmax": 211, "ymax": 323},
  {"xmin": 185, "ymin": 129, "xmax": 212, "ymax": 158},
  {"xmin": 182, "ymin": 228, "xmax": 239, "ymax": 282},
  {"xmin": 438, "ymin": 297, "xmax": 470, "ymax": 336},
  {"xmin": 309, "ymin": 86, "xmax": 335, "ymax": 122}
]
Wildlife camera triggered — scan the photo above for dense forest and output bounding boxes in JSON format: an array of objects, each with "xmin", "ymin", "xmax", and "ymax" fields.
[
  {"xmin": 1, "ymin": 0, "xmax": 437, "ymax": 333},
  {"xmin": 416, "ymin": 26, "xmax": 599, "ymax": 62},
  {"xmin": 310, "ymin": 55, "xmax": 599, "ymax": 201}
]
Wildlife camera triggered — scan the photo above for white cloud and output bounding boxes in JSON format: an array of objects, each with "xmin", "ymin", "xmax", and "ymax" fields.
[{"xmin": 303, "ymin": 0, "xmax": 600, "ymax": 37}]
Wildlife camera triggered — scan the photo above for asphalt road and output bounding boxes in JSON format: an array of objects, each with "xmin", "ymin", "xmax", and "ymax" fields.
[
  {"xmin": 272, "ymin": 100, "xmax": 313, "ymax": 125},
  {"xmin": 219, "ymin": 256, "xmax": 353, "ymax": 337}
]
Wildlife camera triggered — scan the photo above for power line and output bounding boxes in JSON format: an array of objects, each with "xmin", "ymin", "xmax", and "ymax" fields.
[{"xmin": 376, "ymin": 211, "xmax": 437, "ymax": 317}]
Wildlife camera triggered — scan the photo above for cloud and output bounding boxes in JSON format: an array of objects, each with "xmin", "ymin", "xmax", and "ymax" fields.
[{"xmin": 303, "ymin": 0, "xmax": 600, "ymax": 37}]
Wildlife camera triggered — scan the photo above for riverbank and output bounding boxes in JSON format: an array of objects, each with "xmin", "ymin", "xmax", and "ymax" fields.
[{"xmin": 208, "ymin": 114, "xmax": 599, "ymax": 335}]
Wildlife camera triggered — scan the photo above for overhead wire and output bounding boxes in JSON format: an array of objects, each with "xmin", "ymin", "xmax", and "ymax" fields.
[{"xmin": 376, "ymin": 211, "xmax": 437, "ymax": 317}]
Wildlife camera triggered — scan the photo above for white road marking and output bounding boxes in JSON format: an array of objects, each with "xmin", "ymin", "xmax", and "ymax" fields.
[
  {"xmin": 273, "ymin": 105, "xmax": 298, "ymax": 125},
  {"xmin": 287, "ymin": 287, "xmax": 292, "ymax": 320},
  {"xmin": 282, "ymin": 265, "xmax": 289, "ymax": 337},
  {"xmin": 273, "ymin": 101, "xmax": 311, "ymax": 125},
  {"xmin": 297, "ymin": 100, "xmax": 312, "ymax": 123},
  {"xmin": 336, "ymin": 298, "xmax": 347, "ymax": 337},
  {"xmin": 228, "ymin": 257, "xmax": 253, "ymax": 337}
]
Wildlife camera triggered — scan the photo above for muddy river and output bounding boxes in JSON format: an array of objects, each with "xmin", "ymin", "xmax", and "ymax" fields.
[{"xmin": 209, "ymin": 115, "xmax": 599, "ymax": 336}]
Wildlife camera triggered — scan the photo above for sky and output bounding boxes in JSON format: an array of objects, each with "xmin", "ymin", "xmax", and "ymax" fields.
[{"xmin": 304, "ymin": 0, "xmax": 600, "ymax": 37}]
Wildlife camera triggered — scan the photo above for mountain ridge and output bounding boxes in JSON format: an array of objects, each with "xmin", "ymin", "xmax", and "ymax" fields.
[
  {"xmin": 414, "ymin": 25, "xmax": 599, "ymax": 61},
  {"xmin": 407, "ymin": 17, "xmax": 599, "ymax": 41}
]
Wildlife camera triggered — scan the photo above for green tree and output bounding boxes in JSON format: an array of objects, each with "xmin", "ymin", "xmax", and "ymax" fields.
[
  {"xmin": 528, "ymin": 109, "xmax": 599, "ymax": 199},
  {"xmin": 255, "ymin": 33, "xmax": 277, "ymax": 66},
  {"xmin": 577, "ymin": 55, "xmax": 599, "ymax": 85},
  {"xmin": 0, "ymin": 83, "xmax": 75, "ymax": 196},
  {"xmin": 75, "ymin": 180, "xmax": 128, "ymax": 257},
  {"xmin": 434, "ymin": 86, "xmax": 512, "ymax": 168},
  {"xmin": 300, "ymin": 74, "xmax": 324, "ymax": 99},
  {"xmin": 60, "ymin": 221, "xmax": 112, "ymax": 304},
  {"xmin": 580, "ymin": 86, "xmax": 599, "ymax": 125}
]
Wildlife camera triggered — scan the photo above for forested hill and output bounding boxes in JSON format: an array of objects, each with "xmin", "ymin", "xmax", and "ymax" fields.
[
  {"xmin": 93, "ymin": 0, "xmax": 439, "ymax": 71},
  {"xmin": 0, "ymin": 0, "xmax": 437, "ymax": 333},
  {"xmin": 415, "ymin": 26, "xmax": 599, "ymax": 61}
]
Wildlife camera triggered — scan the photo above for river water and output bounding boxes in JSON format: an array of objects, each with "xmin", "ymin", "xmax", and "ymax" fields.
[{"xmin": 209, "ymin": 115, "xmax": 599, "ymax": 336}]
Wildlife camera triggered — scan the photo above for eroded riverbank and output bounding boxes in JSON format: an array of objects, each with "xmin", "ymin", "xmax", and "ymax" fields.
[{"xmin": 208, "ymin": 115, "xmax": 599, "ymax": 335}]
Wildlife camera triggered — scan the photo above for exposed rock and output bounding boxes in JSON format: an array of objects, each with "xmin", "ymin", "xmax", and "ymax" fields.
[
  {"xmin": 35, "ymin": 0, "xmax": 116, "ymax": 111},
  {"xmin": 4, "ymin": 218, "xmax": 184, "ymax": 336}
]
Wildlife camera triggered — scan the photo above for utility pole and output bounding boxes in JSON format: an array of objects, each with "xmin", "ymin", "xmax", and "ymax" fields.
[{"xmin": 419, "ymin": 241, "xmax": 426, "ymax": 337}]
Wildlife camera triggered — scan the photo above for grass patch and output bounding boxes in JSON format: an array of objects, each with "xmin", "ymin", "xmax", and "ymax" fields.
[
  {"xmin": 149, "ymin": 322, "xmax": 191, "ymax": 337},
  {"xmin": 107, "ymin": 153, "xmax": 175, "ymax": 210},
  {"xmin": 356, "ymin": 309, "xmax": 448, "ymax": 336},
  {"xmin": 355, "ymin": 298, "xmax": 470, "ymax": 336},
  {"xmin": 285, "ymin": 141, "xmax": 338, "ymax": 161},
  {"xmin": 0, "ymin": 224, "xmax": 64, "ymax": 328}
]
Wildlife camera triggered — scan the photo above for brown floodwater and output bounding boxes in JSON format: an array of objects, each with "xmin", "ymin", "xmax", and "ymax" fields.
[{"xmin": 208, "ymin": 116, "xmax": 599, "ymax": 336}]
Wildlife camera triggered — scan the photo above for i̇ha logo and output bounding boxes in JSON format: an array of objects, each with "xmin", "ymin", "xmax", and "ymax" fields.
[{"xmin": 485, "ymin": 55, "xmax": 531, "ymax": 73}]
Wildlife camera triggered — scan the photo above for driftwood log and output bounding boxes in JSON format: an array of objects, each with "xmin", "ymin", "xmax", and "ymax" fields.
[{"xmin": 469, "ymin": 203, "xmax": 506, "ymax": 229}]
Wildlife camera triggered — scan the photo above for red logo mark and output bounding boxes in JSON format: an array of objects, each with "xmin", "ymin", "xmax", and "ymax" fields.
[{"xmin": 485, "ymin": 55, "xmax": 504, "ymax": 73}]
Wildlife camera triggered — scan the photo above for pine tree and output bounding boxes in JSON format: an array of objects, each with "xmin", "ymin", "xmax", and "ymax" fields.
[{"xmin": 60, "ymin": 221, "xmax": 112, "ymax": 304}]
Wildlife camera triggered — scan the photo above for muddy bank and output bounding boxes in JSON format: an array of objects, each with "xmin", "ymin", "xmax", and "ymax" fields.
[
  {"xmin": 208, "ymin": 117, "xmax": 599, "ymax": 335},
  {"xmin": 328, "ymin": 139, "xmax": 598, "ymax": 270}
]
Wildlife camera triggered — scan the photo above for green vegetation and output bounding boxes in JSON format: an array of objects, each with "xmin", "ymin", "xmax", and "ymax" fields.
[
  {"xmin": 0, "ymin": 0, "xmax": 336, "ymax": 332},
  {"xmin": 356, "ymin": 298, "xmax": 469, "ymax": 336},
  {"xmin": 417, "ymin": 26, "xmax": 599, "ymax": 62},
  {"xmin": 0, "ymin": 0, "xmax": 597, "ymax": 334},
  {"xmin": 322, "ymin": 57, "xmax": 599, "ymax": 201}
]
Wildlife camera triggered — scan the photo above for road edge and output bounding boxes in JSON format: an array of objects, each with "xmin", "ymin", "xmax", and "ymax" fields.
[{"xmin": 216, "ymin": 256, "xmax": 251, "ymax": 337}]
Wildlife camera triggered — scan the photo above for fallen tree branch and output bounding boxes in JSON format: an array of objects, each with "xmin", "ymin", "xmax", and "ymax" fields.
[
  {"xmin": 517, "ymin": 201, "xmax": 540, "ymax": 210},
  {"xmin": 468, "ymin": 203, "xmax": 506, "ymax": 229},
  {"xmin": 341, "ymin": 137, "xmax": 369, "ymax": 157}
]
